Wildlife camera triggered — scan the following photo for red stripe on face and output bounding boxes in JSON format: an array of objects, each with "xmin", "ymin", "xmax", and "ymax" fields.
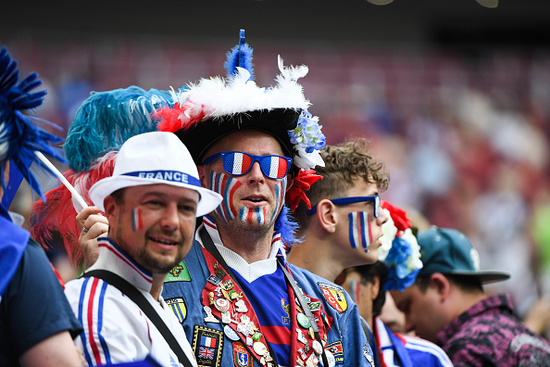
[{"xmin": 367, "ymin": 214, "xmax": 374, "ymax": 245}]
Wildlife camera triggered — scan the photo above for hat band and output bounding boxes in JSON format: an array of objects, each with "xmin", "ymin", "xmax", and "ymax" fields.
[{"xmin": 123, "ymin": 170, "xmax": 201, "ymax": 187}]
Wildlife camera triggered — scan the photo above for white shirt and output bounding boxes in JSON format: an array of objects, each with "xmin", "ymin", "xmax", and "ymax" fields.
[{"xmin": 65, "ymin": 238, "xmax": 197, "ymax": 367}]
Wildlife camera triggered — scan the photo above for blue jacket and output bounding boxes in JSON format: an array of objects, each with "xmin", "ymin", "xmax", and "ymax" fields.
[{"xmin": 162, "ymin": 223, "xmax": 374, "ymax": 367}]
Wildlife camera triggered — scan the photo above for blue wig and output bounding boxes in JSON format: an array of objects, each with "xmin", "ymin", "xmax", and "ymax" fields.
[{"xmin": 64, "ymin": 86, "xmax": 174, "ymax": 172}]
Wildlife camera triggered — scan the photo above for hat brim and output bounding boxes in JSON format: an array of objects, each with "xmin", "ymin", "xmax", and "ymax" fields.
[
  {"xmin": 175, "ymin": 108, "xmax": 300, "ymax": 163},
  {"xmin": 89, "ymin": 175, "xmax": 222, "ymax": 217},
  {"xmin": 448, "ymin": 270, "xmax": 511, "ymax": 284}
]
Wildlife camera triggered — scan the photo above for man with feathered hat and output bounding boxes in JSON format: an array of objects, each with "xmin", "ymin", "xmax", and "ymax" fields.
[
  {"xmin": 154, "ymin": 30, "xmax": 373, "ymax": 367},
  {"xmin": 0, "ymin": 46, "xmax": 84, "ymax": 366}
]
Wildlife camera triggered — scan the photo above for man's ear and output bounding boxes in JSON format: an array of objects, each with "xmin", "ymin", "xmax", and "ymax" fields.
[
  {"xmin": 316, "ymin": 199, "xmax": 337, "ymax": 233},
  {"xmin": 371, "ymin": 274, "xmax": 381, "ymax": 300},
  {"xmin": 197, "ymin": 165, "xmax": 209, "ymax": 188},
  {"xmin": 103, "ymin": 195, "xmax": 117, "ymax": 220},
  {"xmin": 430, "ymin": 273, "xmax": 451, "ymax": 301},
  {"xmin": 284, "ymin": 175, "xmax": 294, "ymax": 194}
]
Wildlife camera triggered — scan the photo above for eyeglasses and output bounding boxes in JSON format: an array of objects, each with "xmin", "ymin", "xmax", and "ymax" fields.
[
  {"xmin": 306, "ymin": 195, "xmax": 381, "ymax": 218},
  {"xmin": 202, "ymin": 151, "xmax": 292, "ymax": 180}
]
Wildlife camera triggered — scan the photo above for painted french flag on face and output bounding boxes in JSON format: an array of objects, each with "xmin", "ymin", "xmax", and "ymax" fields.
[
  {"xmin": 201, "ymin": 336, "xmax": 217, "ymax": 348},
  {"xmin": 348, "ymin": 211, "xmax": 370, "ymax": 251},
  {"xmin": 230, "ymin": 152, "xmax": 252, "ymax": 175}
]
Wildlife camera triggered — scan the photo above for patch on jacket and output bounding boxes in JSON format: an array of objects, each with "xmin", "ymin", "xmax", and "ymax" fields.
[
  {"xmin": 318, "ymin": 282, "xmax": 348, "ymax": 313},
  {"xmin": 192, "ymin": 325, "xmax": 224, "ymax": 367},
  {"xmin": 326, "ymin": 340, "xmax": 344, "ymax": 364},
  {"xmin": 165, "ymin": 261, "xmax": 192, "ymax": 282},
  {"xmin": 165, "ymin": 297, "xmax": 187, "ymax": 323}
]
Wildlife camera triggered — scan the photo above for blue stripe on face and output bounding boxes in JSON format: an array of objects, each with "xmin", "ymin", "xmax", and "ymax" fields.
[
  {"xmin": 359, "ymin": 211, "xmax": 368, "ymax": 249},
  {"xmin": 348, "ymin": 212, "xmax": 357, "ymax": 249}
]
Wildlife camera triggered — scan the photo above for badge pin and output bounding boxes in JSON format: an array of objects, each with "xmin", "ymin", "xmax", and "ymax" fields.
[
  {"xmin": 253, "ymin": 341, "xmax": 267, "ymax": 356},
  {"xmin": 296, "ymin": 328, "xmax": 308, "ymax": 344},
  {"xmin": 207, "ymin": 274, "xmax": 222, "ymax": 285},
  {"xmin": 221, "ymin": 311, "xmax": 232, "ymax": 324},
  {"xmin": 312, "ymin": 340, "xmax": 323, "ymax": 355},
  {"xmin": 224, "ymin": 325, "xmax": 240, "ymax": 341},
  {"xmin": 203, "ymin": 306, "xmax": 219, "ymax": 323},
  {"xmin": 214, "ymin": 298, "xmax": 230, "ymax": 312},
  {"xmin": 297, "ymin": 313, "xmax": 311, "ymax": 329},
  {"xmin": 235, "ymin": 299, "xmax": 248, "ymax": 313}
]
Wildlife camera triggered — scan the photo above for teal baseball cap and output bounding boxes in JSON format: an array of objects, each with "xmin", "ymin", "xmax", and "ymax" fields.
[{"xmin": 417, "ymin": 226, "xmax": 510, "ymax": 284}]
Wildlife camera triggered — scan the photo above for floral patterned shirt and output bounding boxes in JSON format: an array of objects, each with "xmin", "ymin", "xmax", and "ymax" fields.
[{"xmin": 436, "ymin": 293, "xmax": 550, "ymax": 366}]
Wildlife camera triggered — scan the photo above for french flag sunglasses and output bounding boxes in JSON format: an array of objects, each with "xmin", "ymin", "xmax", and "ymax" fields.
[
  {"xmin": 202, "ymin": 151, "xmax": 293, "ymax": 180},
  {"xmin": 306, "ymin": 195, "xmax": 381, "ymax": 218}
]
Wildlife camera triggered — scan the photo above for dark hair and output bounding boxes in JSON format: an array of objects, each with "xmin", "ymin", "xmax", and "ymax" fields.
[
  {"xmin": 416, "ymin": 273, "xmax": 483, "ymax": 293},
  {"xmin": 294, "ymin": 137, "xmax": 389, "ymax": 232},
  {"xmin": 346, "ymin": 261, "xmax": 389, "ymax": 317}
]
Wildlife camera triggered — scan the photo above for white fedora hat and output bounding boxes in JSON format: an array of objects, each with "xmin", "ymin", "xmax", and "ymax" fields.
[{"xmin": 89, "ymin": 131, "xmax": 222, "ymax": 216}]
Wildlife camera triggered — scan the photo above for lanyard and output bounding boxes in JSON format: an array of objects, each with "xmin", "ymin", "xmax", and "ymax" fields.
[{"xmin": 199, "ymin": 226, "xmax": 279, "ymax": 366}]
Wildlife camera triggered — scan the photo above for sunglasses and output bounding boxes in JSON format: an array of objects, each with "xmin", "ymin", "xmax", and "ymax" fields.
[
  {"xmin": 202, "ymin": 151, "xmax": 292, "ymax": 180},
  {"xmin": 306, "ymin": 195, "xmax": 381, "ymax": 218}
]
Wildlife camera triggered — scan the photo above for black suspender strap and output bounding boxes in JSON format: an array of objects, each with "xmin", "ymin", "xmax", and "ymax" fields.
[
  {"xmin": 82, "ymin": 270, "xmax": 194, "ymax": 367},
  {"xmin": 199, "ymin": 226, "xmax": 280, "ymax": 366},
  {"xmin": 277, "ymin": 258, "xmax": 330, "ymax": 367}
]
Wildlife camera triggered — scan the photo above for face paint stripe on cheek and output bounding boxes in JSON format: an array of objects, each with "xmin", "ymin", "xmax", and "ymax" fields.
[
  {"xmin": 367, "ymin": 214, "xmax": 374, "ymax": 245},
  {"xmin": 348, "ymin": 212, "xmax": 358, "ymax": 249},
  {"xmin": 131, "ymin": 208, "xmax": 143, "ymax": 232},
  {"xmin": 359, "ymin": 212, "xmax": 368, "ymax": 250},
  {"xmin": 210, "ymin": 171, "xmax": 229, "ymax": 223},
  {"xmin": 228, "ymin": 178, "xmax": 241, "ymax": 218}
]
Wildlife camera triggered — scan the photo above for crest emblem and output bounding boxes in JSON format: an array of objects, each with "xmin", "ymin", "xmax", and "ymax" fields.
[
  {"xmin": 165, "ymin": 261, "xmax": 192, "ymax": 282},
  {"xmin": 233, "ymin": 342, "xmax": 251, "ymax": 367},
  {"xmin": 318, "ymin": 283, "xmax": 348, "ymax": 313},
  {"xmin": 165, "ymin": 297, "xmax": 187, "ymax": 323}
]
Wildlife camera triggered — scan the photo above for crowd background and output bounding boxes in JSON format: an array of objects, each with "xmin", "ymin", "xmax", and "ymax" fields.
[{"xmin": 2, "ymin": 0, "xmax": 550, "ymax": 326}]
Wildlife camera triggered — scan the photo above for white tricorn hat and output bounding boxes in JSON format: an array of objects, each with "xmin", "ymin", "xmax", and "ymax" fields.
[{"xmin": 89, "ymin": 131, "xmax": 222, "ymax": 216}]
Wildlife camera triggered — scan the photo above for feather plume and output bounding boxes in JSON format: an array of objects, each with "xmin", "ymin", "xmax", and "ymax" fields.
[
  {"xmin": 224, "ymin": 29, "xmax": 254, "ymax": 80},
  {"xmin": 64, "ymin": 86, "xmax": 173, "ymax": 172},
  {"xmin": 0, "ymin": 46, "xmax": 65, "ymax": 201},
  {"xmin": 30, "ymin": 153, "xmax": 117, "ymax": 266}
]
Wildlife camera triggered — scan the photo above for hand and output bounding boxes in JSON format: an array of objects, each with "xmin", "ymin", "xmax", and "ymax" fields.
[{"xmin": 76, "ymin": 206, "xmax": 109, "ymax": 268}]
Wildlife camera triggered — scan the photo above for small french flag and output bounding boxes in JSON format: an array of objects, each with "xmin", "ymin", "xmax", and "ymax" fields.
[
  {"xmin": 131, "ymin": 208, "xmax": 143, "ymax": 232},
  {"xmin": 201, "ymin": 336, "xmax": 217, "ymax": 348}
]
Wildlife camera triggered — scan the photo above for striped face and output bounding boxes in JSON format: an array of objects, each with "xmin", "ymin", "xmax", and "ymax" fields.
[
  {"xmin": 348, "ymin": 211, "xmax": 373, "ymax": 252},
  {"xmin": 202, "ymin": 151, "xmax": 291, "ymax": 180},
  {"xmin": 208, "ymin": 171, "xmax": 287, "ymax": 226},
  {"xmin": 209, "ymin": 171, "xmax": 242, "ymax": 223}
]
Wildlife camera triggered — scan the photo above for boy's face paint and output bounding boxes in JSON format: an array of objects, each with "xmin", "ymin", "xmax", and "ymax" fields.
[
  {"xmin": 348, "ymin": 211, "xmax": 373, "ymax": 252},
  {"xmin": 131, "ymin": 207, "xmax": 143, "ymax": 232}
]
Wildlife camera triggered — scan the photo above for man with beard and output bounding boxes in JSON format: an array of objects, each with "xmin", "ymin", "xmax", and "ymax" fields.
[{"xmin": 64, "ymin": 132, "xmax": 222, "ymax": 366}]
